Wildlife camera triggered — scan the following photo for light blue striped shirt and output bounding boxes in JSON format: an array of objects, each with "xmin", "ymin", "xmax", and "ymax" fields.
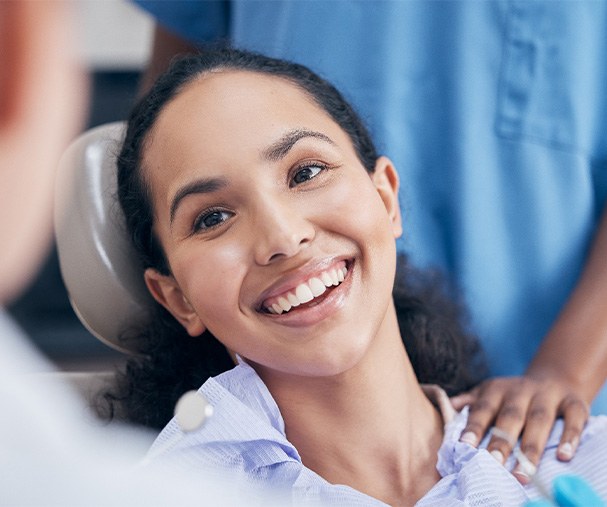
[{"xmin": 150, "ymin": 362, "xmax": 607, "ymax": 506}]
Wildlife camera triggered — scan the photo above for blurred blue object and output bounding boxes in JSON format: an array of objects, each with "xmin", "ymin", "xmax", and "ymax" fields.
[
  {"xmin": 524, "ymin": 474, "xmax": 605, "ymax": 507},
  {"xmin": 525, "ymin": 501, "xmax": 553, "ymax": 507},
  {"xmin": 553, "ymin": 475, "xmax": 605, "ymax": 507}
]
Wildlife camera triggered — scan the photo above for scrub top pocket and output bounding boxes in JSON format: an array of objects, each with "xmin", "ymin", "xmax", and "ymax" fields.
[{"xmin": 496, "ymin": 0, "xmax": 607, "ymax": 157}]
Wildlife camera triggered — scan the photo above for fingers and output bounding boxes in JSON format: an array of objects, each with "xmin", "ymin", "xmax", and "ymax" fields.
[
  {"xmin": 459, "ymin": 379, "xmax": 508, "ymax": 448},
  {"xmin": 485, "ymin": 382, "xmax": 534, "ymax": 469},
  {"xmin": 510, "ymin": 393, "xmax": 588, "ymax": 483},
  {"xmin": 449, "ymin": 389, "xmax": 477, "ymax": 411},
  {"xmin": 457, "ymin": 376, "xmax": 591, "ymax": 486},
  {"xmin": 556, "ymin": 394, "xmax": 589, "ymax": 462},
  {"xmin": 510, "ymin": 397, "xmax": 557, "ymax": 484}
]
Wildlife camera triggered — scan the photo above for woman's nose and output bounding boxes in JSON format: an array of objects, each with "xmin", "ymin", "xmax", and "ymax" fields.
[{"xmin": 252, "ymin": 197, "xmax": 315, "ymax": 265}]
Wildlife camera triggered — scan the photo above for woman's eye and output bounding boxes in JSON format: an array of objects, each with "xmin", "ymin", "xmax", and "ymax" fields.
[
  {"xmin": 193, "ymin": 209, "xmax": 233, "ymax": 232},
  {"xmin": 290, "ymin": 163, "xmax": 326, "ymax": 187}
]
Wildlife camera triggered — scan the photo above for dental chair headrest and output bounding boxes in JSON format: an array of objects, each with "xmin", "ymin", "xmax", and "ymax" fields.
[{"xmin": 54, "ymin": 122, "xmax": 153, "ymax": 354}]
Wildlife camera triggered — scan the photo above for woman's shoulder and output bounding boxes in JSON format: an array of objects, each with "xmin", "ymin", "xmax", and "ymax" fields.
[
  {"xmin": 533, "ymin": 415, "xmax": 607, "ymax": 500},
  {"xmin": 151, "ymin": 362, "xmax": 300, "ymax": 470},
  {"xmin": 432, "ymin": 409, "xmax": 607, "ymax": 504},
  {"xmin": 145, "ymin": 363, "xmax": 309, "ymax": 502}
]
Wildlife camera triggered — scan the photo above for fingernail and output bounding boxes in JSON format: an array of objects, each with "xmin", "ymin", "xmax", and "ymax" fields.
[
  {"xmin": 513, "ymin": 466, "xmax": 531, "ymax": 484},
  {"xmin": 516, "ymin": 459, "xmax": 537, "ymax": 478},
  {"xmin": 558, "ymin": 442, "xmax": 574, "ymax": 460},
  {"xmin": 490, "ymin": 449, "xmax": 504, "ymax": 464},
  {"xmin": 512, "ymin": 462, "xmax": 535, "ymax": 486},
  {"xmin": 460, "ymin": 431, "xmax": 478, "ymax": 446}
]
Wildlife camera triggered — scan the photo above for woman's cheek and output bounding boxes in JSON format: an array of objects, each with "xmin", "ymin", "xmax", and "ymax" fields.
[
  {"xmin": 178, "ymin": 243, "xmax": 246, "ymax": 317},
  {"xmin": 329, "ymin": 179, "xmax": 393, "ymax": 240}
]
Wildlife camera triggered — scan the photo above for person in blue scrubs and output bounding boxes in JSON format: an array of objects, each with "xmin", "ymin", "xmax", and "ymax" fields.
[{"xmin": 132, "ymin": 0, "xmax": 607, "ymax": 478}]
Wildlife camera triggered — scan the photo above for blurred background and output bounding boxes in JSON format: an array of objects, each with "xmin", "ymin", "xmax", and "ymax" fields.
[{"xmin": 7, "ymin": 1, "xmax": 153, "ymax": 372}]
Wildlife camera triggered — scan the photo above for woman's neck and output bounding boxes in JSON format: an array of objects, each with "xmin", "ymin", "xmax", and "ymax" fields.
[{"xmin": 256, "ymin": 304, "xmax": 444, "ymax": 506}]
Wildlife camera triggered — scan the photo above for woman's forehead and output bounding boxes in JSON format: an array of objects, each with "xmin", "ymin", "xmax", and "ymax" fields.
[
  {"xmin": 145, "ymin": 70, "xmax": 350, "ymax": 166},
  {"xmin": 155, "ymin": 70, "xmax": 334, "ymax": 134}
]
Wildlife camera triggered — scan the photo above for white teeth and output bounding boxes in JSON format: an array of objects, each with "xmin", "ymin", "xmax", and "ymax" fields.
[
  {"xmin": 295, "ymin": 283, "xmax": 314, "ymax": 303},
  {"xmin": 287, "ymin": 292, "xmax": 300, "ymax": 307},
  {"xmin": 329, "ymin": 270, "xmax": 339, "ymax": 285},
  {"xmin": 309, "ymin": 277, "xmax": 327, "ymax": 297},
  {"xmin": 278, "ymin": 297, "xmax": 291, "ymax": 312},
  {"xmin": 265, "ymin": 264, "xmax": 349, "ymax": 314},
  {"xmin": 320, "ymin": 272, "xmax": 333, "ymax": 286}
]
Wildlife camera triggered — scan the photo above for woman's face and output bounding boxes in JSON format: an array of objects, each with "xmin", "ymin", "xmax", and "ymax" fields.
[{"xmin": 143, "ymin": 70, "xmax": 402, "ymax": 378}]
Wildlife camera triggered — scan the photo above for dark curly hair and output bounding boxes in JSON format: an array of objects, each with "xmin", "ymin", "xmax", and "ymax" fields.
[{"xmin": 105, "ymin": 47, "xmax": 485, "ymax": 430}]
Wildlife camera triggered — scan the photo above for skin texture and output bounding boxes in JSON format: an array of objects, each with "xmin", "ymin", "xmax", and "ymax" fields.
[
  {"xmin": 141, "ymin": 71, "xmax": 445, "ymax": 505},
  {"xmin": 0, "ymin": 1, "xmax": 86, "ymax": 305}
]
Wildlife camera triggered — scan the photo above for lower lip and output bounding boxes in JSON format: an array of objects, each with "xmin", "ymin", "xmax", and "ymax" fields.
[{"xmin": 262, "ymin": 261, "xmax": 353, "ymax": 328}]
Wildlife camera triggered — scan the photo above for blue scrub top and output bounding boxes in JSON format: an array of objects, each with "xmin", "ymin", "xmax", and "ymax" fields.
[{"xmin": 134, "ymin": 0, "xmax": 607, "ymax": 413}]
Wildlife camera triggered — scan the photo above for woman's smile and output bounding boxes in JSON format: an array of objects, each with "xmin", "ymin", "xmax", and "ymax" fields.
[
  {"xmin": 263, "ymin": 264, "xmax": 347, "ymax": 314},
  {"xmin": 258, "ymin": 258, "xmax": 354, "ymax": 326},
  {"xmin": 256, "ymin": 257, "xmax": 348, "ymax": 312}
]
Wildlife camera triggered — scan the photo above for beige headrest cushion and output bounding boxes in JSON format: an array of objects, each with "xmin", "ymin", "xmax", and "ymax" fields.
[{"xmin": 54, "ymin": 122, "xmax": 153, "ymax": 354}]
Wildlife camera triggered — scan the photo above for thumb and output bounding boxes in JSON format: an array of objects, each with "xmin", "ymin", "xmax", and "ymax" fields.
[{"xmin": 450, "ymin": 389, "xmax": 478, "ymax": 411}]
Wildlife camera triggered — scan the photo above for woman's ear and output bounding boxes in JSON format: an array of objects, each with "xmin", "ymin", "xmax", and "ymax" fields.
[
  {"xmin": 144, "ymin": 268, "xmax": 206, "ymax": 337},
  {"xmin": 372, "ymin": 156, "xmax": 403, "ymax": 239}
]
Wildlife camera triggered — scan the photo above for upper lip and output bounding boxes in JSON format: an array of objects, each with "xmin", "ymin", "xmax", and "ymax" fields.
[{"xmin": 254, "ymin": 256, "xmax": 351, "ymax": 311}]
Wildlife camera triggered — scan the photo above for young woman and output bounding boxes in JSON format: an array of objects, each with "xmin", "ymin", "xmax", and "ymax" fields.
[{"xmin": 111, "ymin": 49, "xmax": 606, "ymax": 505}]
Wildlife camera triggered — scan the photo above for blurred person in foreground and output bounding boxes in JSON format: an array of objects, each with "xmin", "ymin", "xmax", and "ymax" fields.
[{"xmin": 0, "ymin": 3, "xmax": 236, "ymax": 505}]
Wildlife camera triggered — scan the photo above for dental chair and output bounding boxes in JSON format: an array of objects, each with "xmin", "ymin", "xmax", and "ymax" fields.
[{"xmin": 53, "ymin": 121, "xmax": 152, "ymax": 409}]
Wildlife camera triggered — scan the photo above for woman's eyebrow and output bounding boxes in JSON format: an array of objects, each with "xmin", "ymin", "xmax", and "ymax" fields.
[
  {"xmin": 169, "ymin": 177, "xmax": 227, "ymax": 225},
  {"xmin": 168, "ymin": 130, "xmax": 333, "ymax": 225},
  {"xmin": 262, "ymin": 128, "xmax": 335, "ymax": 161}
]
